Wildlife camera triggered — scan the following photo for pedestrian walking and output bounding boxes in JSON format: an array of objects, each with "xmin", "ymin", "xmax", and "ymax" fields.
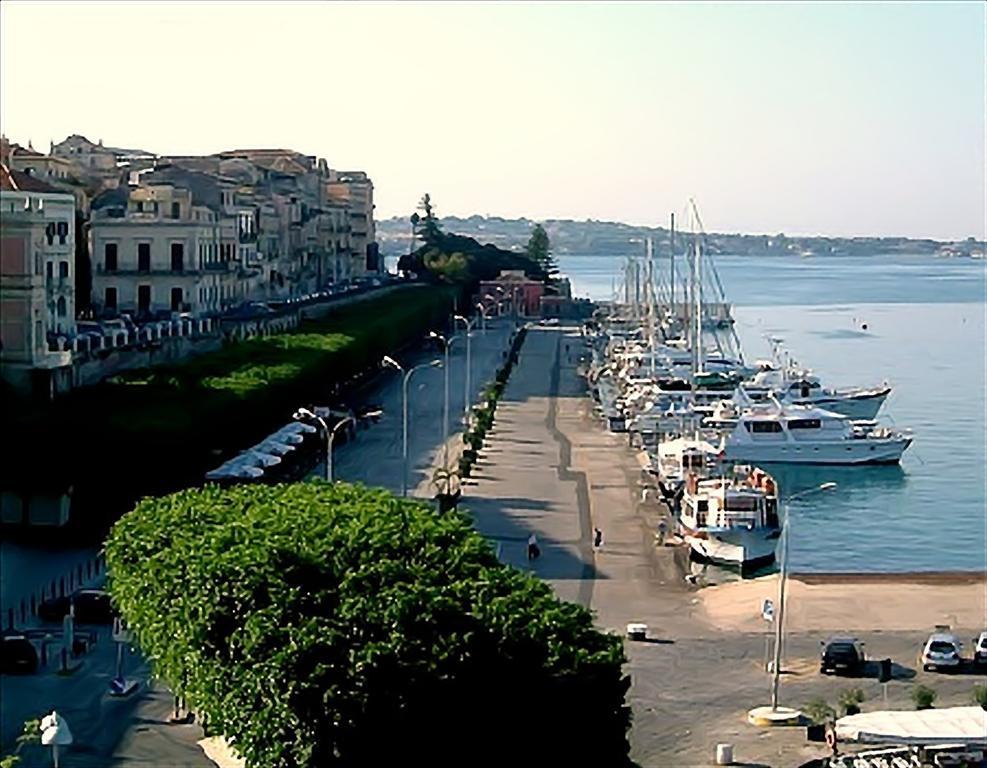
[
  {"xmin": 593, "ymin": 527, "xmax": 603, "ymax": 548},
  {"xmin": 527, "ymin": 533, "xmax": 540, "ymax": 561},
  {"xmin": 656, "ymin": 518, "xmax": 668, "ymax": 547}
]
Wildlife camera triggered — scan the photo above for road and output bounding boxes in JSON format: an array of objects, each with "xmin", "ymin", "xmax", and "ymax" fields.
[{"xmin": 326, "ymin": 316, "xmax": 516, "ymax": 495}]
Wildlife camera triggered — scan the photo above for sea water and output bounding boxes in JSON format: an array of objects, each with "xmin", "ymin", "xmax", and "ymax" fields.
[{"xmin": 559, "ymin": 253, "xmax": 986, "ymax": 573}]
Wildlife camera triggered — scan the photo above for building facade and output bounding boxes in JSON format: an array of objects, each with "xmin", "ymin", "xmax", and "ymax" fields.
[{"xmin": 0, "ymin": 164, "xmax": 75, "ymax": 395}]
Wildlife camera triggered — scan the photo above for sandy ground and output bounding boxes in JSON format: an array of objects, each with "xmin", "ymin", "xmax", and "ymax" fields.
[{"xmin": 699, "ymin": 573, "xmax": 987, "ymax": 634}]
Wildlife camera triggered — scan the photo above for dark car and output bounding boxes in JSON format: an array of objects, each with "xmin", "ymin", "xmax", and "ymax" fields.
[
  {"xmin": 38, "ymin": 589, "xmax": 114, "ymax": 625},
  {"xmin": 1, "ymin": 633, "xmax": 39, "ymax": 675},
  {"xmin": 820, "ymin": 636, "xmax": 866, "ymax": 675}
]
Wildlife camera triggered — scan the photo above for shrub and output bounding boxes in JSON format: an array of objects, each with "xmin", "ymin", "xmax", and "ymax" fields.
[
  {"xmin": 911, "ymin": 685, "xmax": 937, "ymax": 710},
  {"xmin": 838, "ymin": 687, "xmax": 866, "ymax": 716},
  {"xmin": 803, "ymin": 697, "xmax": 836, "ymax": 724},
  {"xmin": 106, "ymin": 482, "xmax": 631, "ymax": 767},
  {"xmin": 973, "ymin": 684, "xmax": 987, "ymax": 709}
]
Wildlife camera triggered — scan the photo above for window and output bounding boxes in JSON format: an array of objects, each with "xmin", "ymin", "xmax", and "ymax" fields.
[
  {"xmin": 136, "ymin": 200, "xmax": 144, "ymax": 212},
  {"xmin": 789, "ymin": 419, "xmax": 822, "ymax": 430},
  {"xmin": 170, "ymin": 287, "xmax": 183, "ymax": 311},
  {"xmin": 171, "ymin": 201, "xmax": 181, "ymax": 219},
  {"xmin": 171, "ymin": 243, "xmax": 184, "ymax": 272},
  {"xmin": 104, "ymin": 243, "xmax": 118, "ymax": 272},
  {"xmin": 56, "ymin": 297, "xmax": 66, "ymax": 317},
  {"xmin": 105, "ymin": 287, "xmax": 117, "ymax": 311},
  {"xmin": 59, "ymin": 261, "xmax": 69, "ymax": 278},
  {"xmin": 57, "ymin": 221, "xmax": 69, "ymax": 245},
  {"xmin": 744, "ymin": 421, "xmax": 784, "ymax": 434},
  {"xmin": 137, "ymin": 285, "xmax": 151, "ymax": 314},
  {"xmin": 138, "ymin": 243, "xmax": 151, "ymax": 272},
  {"xmin": 46, "ymin": 262, "xmax": 54, "ymax": 279}
]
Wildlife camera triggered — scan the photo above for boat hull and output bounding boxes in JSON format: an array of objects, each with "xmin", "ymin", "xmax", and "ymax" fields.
[
  {"xmin": 723, "ymin": 437, "xmax": 910, "ymax": 465},
  {"xmin": 686, "ymin": 527, "xmax": 779, "ymax": 571},
  {"xmin": 789, "ymin": 388, "xmax": 890, "ymax": 421}
]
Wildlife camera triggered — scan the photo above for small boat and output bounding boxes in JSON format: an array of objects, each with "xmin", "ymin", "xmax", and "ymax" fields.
[
  {"xmin": 678, "ymin": 466, "xmax": 781, "ymax": 571},
  {"xmin": 721, "ymin": 402, "xmax": 912, "ymax": 465},
  {"xmin": 652, "ymin": 436, "xmax": 722, "ymax": 503}
]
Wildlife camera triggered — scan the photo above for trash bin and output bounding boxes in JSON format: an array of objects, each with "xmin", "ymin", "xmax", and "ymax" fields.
[
  {"xmin": 879, "ymin": 657, "xmax": 892, "ymax": 683},
  {"xmin": 715, "ymin": 743, "xmax": 734, "ymax": 765}
]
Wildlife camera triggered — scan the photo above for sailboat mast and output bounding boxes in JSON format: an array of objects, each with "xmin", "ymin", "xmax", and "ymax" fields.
[
  {"xmin": 669, "ymin": 212, "xmax": 676, "ymax": 331},
  {"xmin": 694, "ymin": 228, "xmax": 703, "ymax": 379},
  {"xmin": 647, "ymin": 237, "xmax": 656, "ymax": 377}
]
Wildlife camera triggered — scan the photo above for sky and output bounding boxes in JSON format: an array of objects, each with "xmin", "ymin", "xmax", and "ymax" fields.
[{"xmin": 1, "ymin": 1, "xmax": 984, "ymax": 240}]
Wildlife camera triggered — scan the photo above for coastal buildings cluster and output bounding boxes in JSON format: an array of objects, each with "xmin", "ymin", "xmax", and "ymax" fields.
[{"xmin": 0, "ymin": 133, "xmax": 379, "ymax": 396}]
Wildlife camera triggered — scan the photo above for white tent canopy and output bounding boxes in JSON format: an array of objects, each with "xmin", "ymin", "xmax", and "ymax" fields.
[{"xmin": 836, "ymin": 706, "xmax": 987, "ymax": 746}]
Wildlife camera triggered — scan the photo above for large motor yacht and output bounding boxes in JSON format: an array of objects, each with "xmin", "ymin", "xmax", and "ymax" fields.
[{"xmin": 720, "ymin": 402, "xmax": 912, "ymax": 465}]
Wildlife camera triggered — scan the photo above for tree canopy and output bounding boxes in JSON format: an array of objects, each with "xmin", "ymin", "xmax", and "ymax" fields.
[
  {"xmin": 105, "ymin": 482, "xmax": 631, "ymax": 767},
  {"xmin": 526, "ymin": 223, "xmax": 558, "ymax": 281}
]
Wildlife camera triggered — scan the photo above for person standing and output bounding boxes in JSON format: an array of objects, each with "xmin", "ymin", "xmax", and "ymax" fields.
[
  {"xmin": 593, "ymin": 527, "xmax": 603, "ymax": 549},
  {"xmin": 527, "ymin": 533, "xmax": 540, "ymax": 561}
]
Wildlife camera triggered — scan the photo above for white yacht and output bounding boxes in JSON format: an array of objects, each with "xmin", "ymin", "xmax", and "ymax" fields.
[
  {"xmin": 741, "ymin": 364, "xmax": 891, "ymax": 421},
  {"xmin": 678, "ymin": 466, "xmax": 781, "ymax": 570},
  {"xmin": 721, "ymin": 403, "xmax": 912, "ymax": 465}
]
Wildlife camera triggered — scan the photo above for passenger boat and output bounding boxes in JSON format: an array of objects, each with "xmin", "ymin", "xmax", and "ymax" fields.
[
  {"xmin": 652, "ymin": 436, "xmax": 722, "ymax": 503},
  {"xmin": 678, "ymin": 466, "xmax": 781, "ymax": 570}
]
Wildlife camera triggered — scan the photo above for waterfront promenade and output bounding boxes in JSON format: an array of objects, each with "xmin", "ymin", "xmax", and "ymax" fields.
[{"xmin": 464, "ymin": 325, "xmax": 987, "ymax": 767}]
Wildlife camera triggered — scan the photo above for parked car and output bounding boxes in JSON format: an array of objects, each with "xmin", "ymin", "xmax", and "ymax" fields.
[
  {"xmin": 1, "ymin": 632, "xmax": 38, "ymax": 675},
  {"xmin": 973, "ymin": 631, "xmax": 987, "ymax": 668},
  {"xmin": 820, "ymin": 636, "xmax": 866, "ymax": 675},
  {"xmin": 920, "ymin": 627, "xmax": 963, "ymax": 672},
  {"xmin": 38, "ymin": 588, "xmax": 114, "ymax": 625}
]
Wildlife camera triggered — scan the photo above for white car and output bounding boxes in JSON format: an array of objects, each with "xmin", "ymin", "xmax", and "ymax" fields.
[
  {"xmin": 974, "ymin": 631, "xmax": 987, "ymax": 668},
  {"xmin": 920, "ymin": 628, "xmax": 963, "ymax": 671}
]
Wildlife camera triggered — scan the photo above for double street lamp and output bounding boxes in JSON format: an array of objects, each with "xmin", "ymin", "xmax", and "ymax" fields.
[
  {"xmin": 382, "ymin": 355, "xmax": 442, "ymax": 497},
  {"xmin": 294, "ymin": 406, "xmax": 381, "ymax": 483},
  {"xmin": 453, "ymin": 315, "xmax": 475, "ymax": 426}
]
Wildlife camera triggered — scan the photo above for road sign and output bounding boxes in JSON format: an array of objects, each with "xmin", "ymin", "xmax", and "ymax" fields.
[
  {"xmin": 112, "ymin": 617, "xmax": 131, "ymax": 644},
  {"xmin": 761, "ymin": 599, "xmax": 775, "ymax": 622}
]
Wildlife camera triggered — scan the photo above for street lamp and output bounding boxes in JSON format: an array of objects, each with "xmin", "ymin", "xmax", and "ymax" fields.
[
  {"xmin": 293, "ymin": 407, "xmax": 330, "ymax": 482},
  {"xmin": 475, "ymin": 302, "xmax": 490, "ymax": 332},
  {"xmin": 453, "ymin": 315, "xmax": 474, "ymax": 425},
  {"xmin": 382, "ymin": 355, "xmax": 443, "ymax": 497},
  {"xmin": 428, "ymin": 331, "xmax": 453, "ymax": 474},
  {"xmin": 750, "ymin": 481, "xmax": 838, "ymax": 726}
]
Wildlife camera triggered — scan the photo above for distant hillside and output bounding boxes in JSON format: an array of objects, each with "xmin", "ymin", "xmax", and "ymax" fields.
[{"xmin": 377, "ymin": 215, "xmax": 984, "ymax": 259}]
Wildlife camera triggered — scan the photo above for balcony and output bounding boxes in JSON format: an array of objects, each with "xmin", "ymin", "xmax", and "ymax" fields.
[{"xmin": 95, "ymin": 264, "xmax": 201, "ymax": 277}]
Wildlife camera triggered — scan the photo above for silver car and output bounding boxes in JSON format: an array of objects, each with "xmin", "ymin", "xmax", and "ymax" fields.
[{"xmin": 920, "ymin": 628, "xmax": 963, "ymax": 672}]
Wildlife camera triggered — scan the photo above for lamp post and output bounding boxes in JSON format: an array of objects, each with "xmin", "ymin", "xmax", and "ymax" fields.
[
  {"xmin": 453, "ymin": 315, "xmax": 474, "ymax": 425},
  {"xmin": 293, "ymin": 407, "xmax": 330, "ymax": 481},
  {"xmin": 750, "ymin": 481, "xmax": 837, "ymax": 726},
  {"xmin": 382, "ymin": 355, "xmax": 442, "ymax": 497},
  {"xmin": 428, "ymin": 331, "xmax": 453, "ymax": 474},
  {"xmin": 476, "ymin": 302, "xmax": 490, "ymax": 332}
]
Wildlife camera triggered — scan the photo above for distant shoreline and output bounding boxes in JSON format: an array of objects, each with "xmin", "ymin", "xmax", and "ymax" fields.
[{"xmin": 791, "ymin": 571, "xmax": 987, "ymax": 585}]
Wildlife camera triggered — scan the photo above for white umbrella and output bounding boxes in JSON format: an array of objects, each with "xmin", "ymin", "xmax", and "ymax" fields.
[
  {"xmin": 252, "ymin": 440, "xmax": 297, "ymax": 456},
  {"xmin": 239, "ymin": 451, "xmax": 281, "ymax": 468},
  {"xmin": 40, "ymin": 711, "xmax": 73, "ymax": 767},
  {"xmin": 279, "ymin": 422, "xmax": 317, "ymax": 436}
]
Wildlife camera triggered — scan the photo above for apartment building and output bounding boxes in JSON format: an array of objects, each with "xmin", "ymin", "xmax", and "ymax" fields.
[
  {"xmin": 90, "ymin": 183, "xmax": 243, "ymax": 318},
  {"xmin": 0, "ymin": 164, "xmax": 75, "ymax": 396},
  {"xmin": 324, "ymin": 170, "xmax": 378, "ymax": 275}
]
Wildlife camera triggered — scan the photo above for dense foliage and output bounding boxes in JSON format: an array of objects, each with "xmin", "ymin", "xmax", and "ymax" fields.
[
  {"xmin": 106, "ymin": 482, "xmax": 631, "ymax": 766},
  {"xmin": 398, "ymin": 194, "xmax": 546, "ymax": 299},
  {"xmin": 526, "ymin": 222, "xmax": 558, "ymax": 281},
  {"xmin": 3, "ymin": 286, "xmax": 454, "ymax": 538}
]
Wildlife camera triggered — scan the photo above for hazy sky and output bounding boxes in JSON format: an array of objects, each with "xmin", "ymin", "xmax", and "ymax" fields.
[{"xmin": 2, "ymin": 1, "xmax": 984, "ymax": 239}]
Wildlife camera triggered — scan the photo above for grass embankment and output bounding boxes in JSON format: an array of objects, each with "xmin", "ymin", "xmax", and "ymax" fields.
[{"xmin": 3, "ymin": 285, "xmax": 455, "ymax": 537}]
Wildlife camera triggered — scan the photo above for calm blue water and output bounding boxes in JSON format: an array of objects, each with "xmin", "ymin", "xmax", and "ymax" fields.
[{"xmin": 559, "ymin": 253, "xmax": 987, "ymax": 573}]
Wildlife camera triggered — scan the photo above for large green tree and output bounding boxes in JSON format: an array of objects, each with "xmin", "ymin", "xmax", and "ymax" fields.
[
  {"xmin": 106, "ymin": 482, "xmax": 631, "ymax": 767},
  {"xmin": 526, "ymin": 223, "xmax": 558, "ymax": 281}
]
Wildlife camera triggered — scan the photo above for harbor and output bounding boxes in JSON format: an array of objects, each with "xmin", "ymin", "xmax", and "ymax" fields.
[{"xmin": 463, "ymin": 321, "xmax": 985, "ymax": 766}]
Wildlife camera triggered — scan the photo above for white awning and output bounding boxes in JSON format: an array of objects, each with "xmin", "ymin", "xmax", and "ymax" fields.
[{"xmin": 836, "ymin": 707, "xmax": 987, "ymax": 746}]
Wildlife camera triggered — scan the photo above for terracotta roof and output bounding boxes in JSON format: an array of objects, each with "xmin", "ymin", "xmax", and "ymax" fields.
[{"xmin": 0, "ymin": 163, "xmax": 66, "ymax": 193}]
